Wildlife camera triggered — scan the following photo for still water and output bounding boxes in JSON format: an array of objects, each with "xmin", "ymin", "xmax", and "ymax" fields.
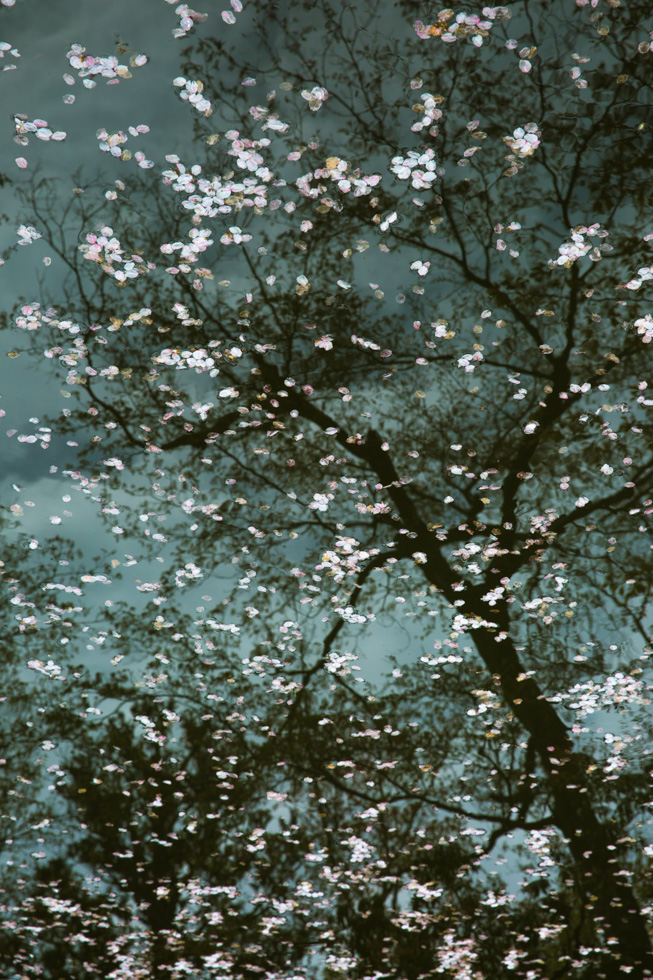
[{"xmin": 1, "ymin": 0, "xmax": 652, "ymax": 977}]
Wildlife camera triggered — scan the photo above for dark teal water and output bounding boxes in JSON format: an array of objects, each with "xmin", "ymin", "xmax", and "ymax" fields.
[{"xmin": 1, "ymin": 1, "xmax": 652, "ymax": 977}]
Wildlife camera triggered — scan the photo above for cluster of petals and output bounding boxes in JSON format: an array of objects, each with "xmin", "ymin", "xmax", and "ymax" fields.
[
  {"xmin": 96, "ymin": 124, "xmax": 151, "ymax": 166},
  {"xmin": 170, "ymin": 302, "xmax": 201, "ymax": 327},
  {"xmin": 173, "ymin": 76, "xmax": 213, "ymax": 115},
  {"xmin": 458, "ymin": 351, "xmax": 484, "ymax": 372},
  {"xmin": 162, "ymin": 159, "xmax": 205, "ymax": 193},
  {"xmin": 228, "ymin": 135, "xmax": 273, "ymax": 174},
  {"xmin": 0, "ymin": 41, "xmax": 20, "ymax": 70},
  {"xmin": 504, "ymin": 123, "xmax": 541, "ymax": 156},
  {"xmin": 27, "ymin": 659, "xmax": 62, "ymax": 677},
  {"xmin": 621, "ymin": 265, "xmax": 653, "ymax": 291},
  {"xmin": 569, "ymin": 53, "xmax": 590, "ymax": 89},
  {"xmin": 220, "ymin": 226, "xmax": 251, "ymax": 244},
  {"xmin": 14, "ymin": 115, "xmax": 66, "ymax": 146},
  {"xmin": 17, "ymin": 224, "xmax": 42, "ymax": 246},
  {"xmin": 300, "ymin": 86, "xmax": 329, "ymax": 111},
  {"xmin": 226, "ymin": 134, "xmax": 274, "ymax": 192},
  {"xmin": 411, "ymin": 93, "xmax": 443, "ymax": 135},
  {"xmin": 161, "ymin": 227, "xmax": 214, "ymax": 265},
  {"xmin": 411, "ymin": 259, "xmax": 430, "ymax": 277},
  {"xmin": 97, "ymin": 128, "xmax": 128, "ymax": 156},
  {"xmin": 79, "ymin": 226, "xmax": 149, "ymax": 282},
  {"xmin": 162, "ymin": 155, "xmax": 269, "ymax": 218},
  {"xmin": 634, "ymin": 314, "xmax": 653, "ymax": 343},
  {"xmin": 309, "ymin": 492, "xmax": 333, "ymax": 512},
  {"xmin": 565, "ymin": 673, "xmax": 648, "ymax": 716},
  {"xmin": 317, "ymin": 537, "xmax": 377, "ymax": 582},
  {"xmin": 351, "ymin": 334, "xmax": 381, "ymax": 351},
  {"xmin": 315, "ymin": 335, "xmax": 333, "ymax": 350},
  {"xmin": 15, "ymin": 303, "xmax": 62, "ymax": 332},
  {"xmin": 165, "ymin": 1, "xmax": 208, "ymax": 38},
  {"xmin": 132, "ymin": 151, "xmax": 154, "ymax": 169},
  {"xmin": 109, "ymin": 307, "xmax": 152, "ymax": 332},
  {"xmin": 297, "ymin": 158, "xmax": 381, "ymax": 199},
  {"xmin": 549, "ymin": 224, "xmax": 610, "ymax": 268},
  {"xmin": 414, "ymin": 6, "xmax": 509, "ymax": 46},
  {"xmin": 249, "ymin": 105, "xmax": 289, "ymax": 133},
  {"xmin": 322, "ymin": 157, "xmax": 381, "ymax": 195},
  {"xmin": 452, "ymin": 613, "xmax": 497, "ymax": 633},
  {"xmin": 390, "ymin": 148, "xmax": 437, "ymax": 189},
  {"xmin": 221, "ymin": 0, "xmax": 243, "ymax": 25},
  {"xmin": 154, "ymin": 347, "xmax": 219, "ymax": 375},
  {"xmin": 66, "ymin": 43, "xmax": 147, "ymax": 86},
  {"xmin": 174, "ymin": 563, "xmax": 203, "ymax": 587}
]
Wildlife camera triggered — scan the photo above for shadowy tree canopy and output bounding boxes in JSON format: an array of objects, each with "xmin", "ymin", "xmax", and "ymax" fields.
[{"xmin": 1, "ymin": 0, "xmax": 653, "ymax": 978}]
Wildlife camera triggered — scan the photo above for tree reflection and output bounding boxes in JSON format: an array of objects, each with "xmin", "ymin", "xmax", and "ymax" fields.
[{"xmin": 2, "ymin": 0, "xmax": 653, "ymax": 977}]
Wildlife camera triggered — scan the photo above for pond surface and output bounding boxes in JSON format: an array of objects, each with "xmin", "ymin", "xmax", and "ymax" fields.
[{"xmin": 1, "ymin": 1, "xmax": 653, "ymax": 977}]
